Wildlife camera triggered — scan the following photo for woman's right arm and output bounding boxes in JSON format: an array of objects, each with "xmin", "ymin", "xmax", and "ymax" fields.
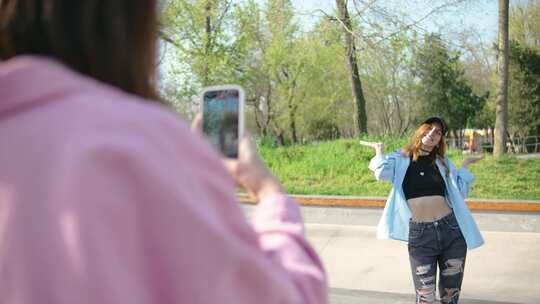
[
  {"xmin": 190, "ymin": 115, "xmax": 326, "ymax": 304},
  {"xmin": 6, "ymin": 118, "xmax": 326, "ymax": 304},
  {"xmin": 360, "ymin": 140, "xmax": 399, "ymax": 183}
]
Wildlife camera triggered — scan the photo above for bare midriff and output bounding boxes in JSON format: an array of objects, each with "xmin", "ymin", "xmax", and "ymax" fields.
[{"xmin": 408, "ymin": 195, "xmax": 452, "ymax": 222}]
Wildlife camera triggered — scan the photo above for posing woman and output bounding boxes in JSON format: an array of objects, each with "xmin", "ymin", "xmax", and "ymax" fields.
[{"xmin": 360, "ymin": 117, "xmax": 484, "ymax": 304}]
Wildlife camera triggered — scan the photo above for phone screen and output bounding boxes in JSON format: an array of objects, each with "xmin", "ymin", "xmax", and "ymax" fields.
[{"xmin": 202, "ymin": 89, "xmax": 240, "ymax": 158}]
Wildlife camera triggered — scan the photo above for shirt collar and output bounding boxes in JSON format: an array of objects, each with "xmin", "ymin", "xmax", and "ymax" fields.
[{"xmin": 0, "ymin": 55, "xmax": 92, "ymax": 116}]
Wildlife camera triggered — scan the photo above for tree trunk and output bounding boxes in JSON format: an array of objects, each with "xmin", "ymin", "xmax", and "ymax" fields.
[
  {"xmin": 335, "ymin": 0, "xmax": 368, "ymax": 135},
  {"xmin": 203, "ymin": 1, "xmax": 212, "ymax": 86},
  {"xmin": 270, "ymin": 122, "xmax": 286, "ymax": 146},
  {"xmin": 287, "ymin": 89, "xmax": 305, "ymax": 144},
  {"xmin": 288, "ymin": 99, "xmax": 298, "ymax": 143},
  {"xmin": 494, "ymin": 0, "xmax": 509, "ymax": 156}
]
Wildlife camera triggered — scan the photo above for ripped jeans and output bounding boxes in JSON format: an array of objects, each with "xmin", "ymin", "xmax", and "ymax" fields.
[{"xmin": 408, "ymin": 212, "xmax": 467, "ymax": 304}]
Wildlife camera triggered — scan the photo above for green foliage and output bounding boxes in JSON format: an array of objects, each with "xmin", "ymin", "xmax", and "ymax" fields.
[
  {"xmin": 361, "ymin": 29, "xmax": 418, "ymax": 136},
  {"xmin": 505, "ymin": 0, "xmax": 540, "ymax": 139},
  {"xmin": 158, "ymin": 1, "xmax": 538, "ymax": 147},
  {"xmin": 455, "ymin": 155, "xmax": 540, "ymax": 200},
  {"xmin": 259, "ymin": 139, "xmax": 390, "ymax": 195},
  {"xmin": 509, "ymin": 0, "xmax": 540, "ymax": 52},
  {"xmin": 259, "ymin": 139, "xmax": 540, "ymax": 199},
  {"xmin": 160, "ymin": 0, "xmax": 244, "ymax": 112},
  {"xmin": 413, "ymin": 34, "xmax": 487, "ymax": 131},
  {"xmin": 293, "ymin": 20, "xmax": 352, "ymax": 140},
  {"xmin": 508, "ymin": 41, "xmax": 540, "ymax": 137}
]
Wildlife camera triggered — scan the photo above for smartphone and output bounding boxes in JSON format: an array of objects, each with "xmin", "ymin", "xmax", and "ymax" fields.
[{"xmin": 200, "ymin": 85, "xmax": 245, "ymax": 158}]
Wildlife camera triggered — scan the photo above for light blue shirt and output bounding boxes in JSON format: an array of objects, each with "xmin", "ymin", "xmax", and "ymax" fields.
[{"xmin": 369, "ymin": 151, "xmax": 485, "ymax": 250}]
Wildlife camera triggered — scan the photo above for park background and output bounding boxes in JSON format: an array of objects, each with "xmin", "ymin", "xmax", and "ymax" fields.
[
  {"xmin": 157, "ymin": 0, "xmax": 540, "ymax": 200},
  {"xmin": 157, "ymin": 2, "xmax": 540, "ymax": 302}
]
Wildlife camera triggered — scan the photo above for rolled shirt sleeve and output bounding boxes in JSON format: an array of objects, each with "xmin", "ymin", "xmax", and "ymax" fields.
[
  {"xmin": 368, "ymin": 151, "xmax": 403, "ymax": 183},
  {"xmin": 455, "ymin": 166, "xmax": 475, "ymax": 198}
]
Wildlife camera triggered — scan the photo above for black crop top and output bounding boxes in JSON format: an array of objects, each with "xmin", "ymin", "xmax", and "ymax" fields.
[{"xmin": 402, "ymin": 154, "xmax": 446, "ymax": 200}]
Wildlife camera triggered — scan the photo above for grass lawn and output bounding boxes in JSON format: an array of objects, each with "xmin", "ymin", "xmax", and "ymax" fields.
[{"xmin": 259, "ymin": 138, "xmax": 540, "ymax": 200}]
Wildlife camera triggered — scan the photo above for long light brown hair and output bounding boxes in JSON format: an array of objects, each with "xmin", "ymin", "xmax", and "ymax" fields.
[
  {"xmin": 0, "ymin": 0, "xmax": 159, "ymax": 100},
  {"xmin": 403, "ymin": 123, "xmax": 449, "ymax": 176}
]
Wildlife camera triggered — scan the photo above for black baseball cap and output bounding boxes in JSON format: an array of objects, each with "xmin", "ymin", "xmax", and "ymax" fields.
[{"xmin": 423, "ymin": 116, "xmax": 448, "ymax": 135}]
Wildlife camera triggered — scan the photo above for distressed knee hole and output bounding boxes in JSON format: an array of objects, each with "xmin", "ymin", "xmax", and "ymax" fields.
[
  {"xmin": 415, "ymin": 264, "xmax": 432, "ymax": 275},
  {"xmin": 419, "ymin": 275, "xmax": 435, "ymax": 286},
  {"xmin": 417, "ymin": 285, "xmax": 436, "ymax": 303},
  {"xmin": 441, "ymin": 288, "xmax": 460, "ymax": 303},
  {"xmin": 442, "ymin": 258, "xmax": 464, "ymax": 276}
]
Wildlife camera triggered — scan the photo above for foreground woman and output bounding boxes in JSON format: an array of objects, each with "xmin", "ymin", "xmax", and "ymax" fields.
[{"xmin": 0, "ymin": 1, "xmax": 326, "ymax": 303}]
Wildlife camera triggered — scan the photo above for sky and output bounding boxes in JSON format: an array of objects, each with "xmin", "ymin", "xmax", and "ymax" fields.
[{"xmin": 290, "ymin": 0, "xmax": 499, "ymax": 45}]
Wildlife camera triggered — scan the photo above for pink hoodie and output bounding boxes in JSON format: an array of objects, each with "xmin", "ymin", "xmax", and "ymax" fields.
[{"xmin": 0, "ymin": 56, "xmax": 327, "ymax": 304}]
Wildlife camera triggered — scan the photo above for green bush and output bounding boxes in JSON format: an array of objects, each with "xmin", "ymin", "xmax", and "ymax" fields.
[{"xmin": 258, "ymin": 138, "xmax": 540, "ymax": 200}]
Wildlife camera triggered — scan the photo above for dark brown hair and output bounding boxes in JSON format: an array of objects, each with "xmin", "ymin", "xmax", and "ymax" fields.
[
  {"xmin": 403, "ymin": 122, "xmax": 449, "ymax": 175},
  {"xmin": 0, "ymin": 0, "xmax": 159, "ymax": 100}
]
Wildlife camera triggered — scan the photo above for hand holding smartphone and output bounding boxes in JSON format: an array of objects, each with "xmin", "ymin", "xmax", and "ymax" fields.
[
  {"xmin": 200, "ymin": 85, "xmax": 245, "ymax": 158},
  {"xmin": 199, "ymin": 85, "xmax": 284, "ymax": 200}
]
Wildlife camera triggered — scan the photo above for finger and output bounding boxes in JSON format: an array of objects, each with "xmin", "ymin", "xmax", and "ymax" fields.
[
  {"xmin": 473, "ymin": 155, "xmax": 484, "ymax": 161},
  {"xmin": 358, "ymin": 140, "xmax": 373, "ymax": 147},
  {"xmin": 246, "ymin": 189, "xmax": 257, "ymax": 201},
  {"xmin": 222, "ymin": 158, "xmax": 239, "ymax": 176},
  {"xmin": 239, "ymin": 133, "xmax": 258, "ymax": 160},
  {"xmin": 191, "ymin": 113, "xmax": 203, "ymax": 131}
]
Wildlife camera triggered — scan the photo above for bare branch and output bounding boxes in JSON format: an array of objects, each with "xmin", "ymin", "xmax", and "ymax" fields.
[
  {"xmin": 351, "ymin": 0, "xmax": 381, "ymax": 18},
  {"xmin": 370, "ymin": 0, "xmax": 469, "ymax": 46}
]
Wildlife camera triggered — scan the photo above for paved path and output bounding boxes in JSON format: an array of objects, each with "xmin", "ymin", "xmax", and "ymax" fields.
[
  {"xmin": 242, "ymin": 205, "xmax": 540, "ymax": 303},
  {"xmin": 307, "ymin": 224, "xmax": 540, "ymax": 304},
  {"xmin": 516, "ymin": 153, "xmax": 540, "ymax": 159},
  {"xmin": 328, "ymin": 288, "xmax": 522, "ymax": 304}
]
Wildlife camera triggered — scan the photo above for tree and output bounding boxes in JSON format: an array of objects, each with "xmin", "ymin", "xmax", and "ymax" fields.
[
  {"xmin": 361, "ymin": 29, "xmax": 418, "ymax": 136},
  {"xmin": 509, "ymin": 0, "xmax": 540, "ymax": 49},
  {"xmin": 506, "ymin": 0, "xmax": 540, "ymax": 146},
  {"xmin": 494, "ymin": 0, "xmax": 509, "ymax": 156},
  {"xmin": 335, "ymin": 0, "xmax": 368, "ymax": 135},
  {"xmin": 295, "ymin": 19, "xmax": 353, "ymax": 140},
  {"xmin": 160, "ymin": 0, "xmax": 237, "ymax": 111},
  {"xmin": 413, "ymin": 34, "xmax": 486, "ymax": 140},
  {"xmin": 508, "ymin": 41, "xmax": 540, "ymax": 139},
  {"xmin": 231, "ymin": 0, "xmax": 305, "ymax": 145}
]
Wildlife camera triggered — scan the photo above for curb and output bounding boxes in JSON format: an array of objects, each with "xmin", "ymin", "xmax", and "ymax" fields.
[{"xmin": 238, "ymin": 194, "xmax": 540, "ymax": 212}]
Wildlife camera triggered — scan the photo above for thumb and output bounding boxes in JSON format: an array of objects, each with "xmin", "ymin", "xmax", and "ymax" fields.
[
  {"xmin": 238, "ymin": 133, "xmax": 258, "ymax": 161},
  {"xmin": 222, "ymin": 158, "xmax": 239, "ymax": 176},
  {"xmin": 191, "ymin": 113, "xmax": 203, "ymax": 132}
]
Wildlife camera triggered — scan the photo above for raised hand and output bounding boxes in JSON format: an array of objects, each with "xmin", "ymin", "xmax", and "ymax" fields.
[
  {"xmin": 191, "ymin": 113, "xmax": 203, "ymax": 131},
  {"xmin": 359, "ymin": 140, "xmax": 384, "ymax": 156},
  {"xmin": 191, "ymin": 114, "xmax": 284, "ymax": 201},
  {"xmin": 462, "ymin": 154, "xmax": 485, "ymax": 169},
  {"xmin": 223, "ymin": 135, "xmax": 284, "ymax": 201}
]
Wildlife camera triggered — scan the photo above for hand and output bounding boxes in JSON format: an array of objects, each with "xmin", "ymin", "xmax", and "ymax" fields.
[
  {"xmin": 191, "ymin": 114, "xmax": 284, "ymax": 200},
  {"xmin": 359, "ymin": 140, "xmax": 384, "ymax": 156},
  {"xmin": 223, "ymin": 135, "xmax": 285, "ymax": 201},
  {"xmin": 462, "ymin": 154, "xmax": 485, "ymax": 169},
  {"xmin": 191, "ymin": 113, "xmax": 203, "ymax": 131}
]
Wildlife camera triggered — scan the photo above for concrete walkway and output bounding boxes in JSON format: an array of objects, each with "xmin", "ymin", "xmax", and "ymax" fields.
[
  {"xmin": 308, "ymin": 223, "xmax": 540, "ymax": 304},
  {"xmin": 242, "ymin": 205, "xmax": 540, "ymax": 303},
  {"xmin": 516, "ymin": 153, "xmax": 540, "ymax": 159}
]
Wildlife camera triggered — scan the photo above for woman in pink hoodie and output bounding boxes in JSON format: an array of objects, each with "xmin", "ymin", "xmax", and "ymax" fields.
[{"xmin": 0, "ymin": 1, "xmax": 326, "ymax": 303}]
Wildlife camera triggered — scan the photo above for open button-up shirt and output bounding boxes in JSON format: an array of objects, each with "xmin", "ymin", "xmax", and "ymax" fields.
[
  {"xmin": 0, "ymin": 56, "xmax": 327, "ymax": 304},
  {"xmin": 369, "ymin": 151, "xmax": 484, "ymax": 250}
]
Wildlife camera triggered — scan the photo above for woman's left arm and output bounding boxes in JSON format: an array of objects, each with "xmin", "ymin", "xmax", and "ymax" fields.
[{"xmin": 449, "ymin": 155, "xmax": 485, "ymax": 198}]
